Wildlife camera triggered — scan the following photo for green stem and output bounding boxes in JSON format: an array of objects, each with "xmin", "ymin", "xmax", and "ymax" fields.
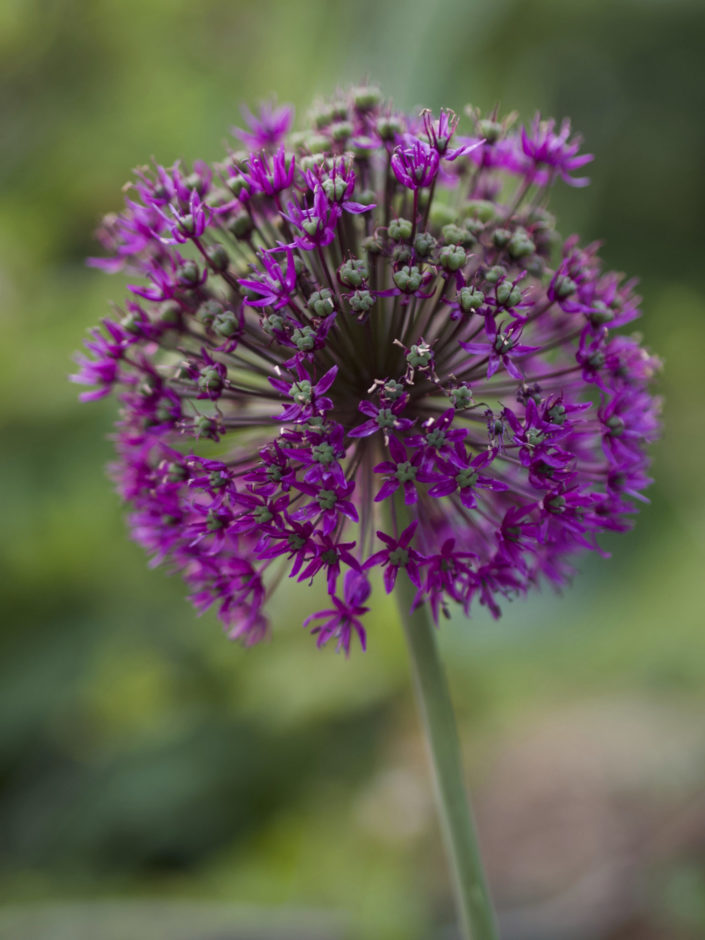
[{"xmin": 393, "ymin": 558, "xmax": 499, "ymax": 939}]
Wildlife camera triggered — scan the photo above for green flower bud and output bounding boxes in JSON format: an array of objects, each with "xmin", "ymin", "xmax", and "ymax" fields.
[
  {"xmin": 198, "ymin": 366, "xmax": 223, "ymax": 393},
  {"xmin": 206, "ymin": 508, "xmax": 226, "ymax": 531},
  {"xmin": 377, "ymin": 116, "xmax": 402, "ymax": 141},
  {"xmin": 289, "ymin": 380, "xmax": 312, "ymax": 405},
  {"xmin": 455, "ymin": 468, "xmax": 478, "ymax": 488},
  {"xmin": 440, "ymin": 244, "xmax": 467, "ymax": 272},
  {"xmin": 553, "ymin": 275, "xmax": 577, "ymax": 299},
  {"xmin": 301, "ymin": 132, "xmax": 330, "ymax": 154},
  {"xmin": 197, "ymin": 300, "xmax": 223, "ymax": 327},
  {"xmin": 464, "ymin": 218, "xmax": 485, "ymax": 238},
  {"xmin": 228, "ymin": 212, "xmax": 253, "ymax": 239},
  {"xmin": 395, "ymin": 461, "xmax": 417, "ymax": 483},
  {"xmin": 262, "ymin": 314, "xmax": 284, "ymax": 335},
  {"xmin": 253, "ymin": 506, "xmax": 273, "ymax": 524},
  {"xmin": 120, "ymin": 312, "xmax": 142, "ymax": 334},
  {"xmin": 302, "ymin": 219, "xmax": 320, "ymax": 237},
  {"xmin": 413, "ymin": 232, "xmax": 436, "ymax": 257},
  {"xmin": 496, "ymin": 281, "xmax": 522, "ymax": 307},
  {"xmin": 184, "ymin": 171, "xmax": 206, "ymax": 194},
  {"xmin": 209, "ymin": 470, "xmax": 228, "ymax": 488},
  {"xmin": 349, "ymin": 290, "xmax": 375, "ymax": 314},
  {"xmin": 383, "ymin": 380, "xmax": 405, "ymax": 400},
  {"xmin": 177, "ymin": 213, "xmax": 195, "ymax": 236},
  {"xmin": 465, "ymin": 199, "xmax": 498, "ymax": 222},
  {"xmin": 449, "ymin": 384, "xmax": 473, "ymax": 409},
  {"xmin": 606, "ymin": 414, "xmax": 625, "ymax": 437},
  {"xmin": 166, "ymin": 461, "xmax": 188, "ymax": 483},
  {"xmin": 524, "ymin": 257, "xmax": 544, "ymax": 278},
  {"xmin": 484, "ymin": 265, "xmax": 506, "ymax": 284},
  {"xmin": 508, "ymin": 230, "xmax": 535, "ymax": 259},
  {"xmin": 313, "ymin": 106, "xmax": 336, "ymax": 129},
  {"xmin": 442, "ymin": 223, "xmax": 474, "ymax": 247},
  {"xmin": 388, "ymin": 547, "xmax": 409, "ymax": 567},
  {"xmin": 177, "ymin": 260, "xmax": 200, "ymax": 286},
  {"xmin": 299, "ymin": 154, "xmax": 324, "ymax": 173},
  {"xmin": 158, "ymin": 301, "xmax": 182, "ymax": 326},
  {"xmin": 312, "ymin": 443, "xmax": 335, "ymax": 464},
  {"xmin": 458, "ymin": 287, "xmax": 484, "ymax": 312},
  {"xmin": 361, "ymin": 234, "xmax": 384, "ymax": 255},
  {"xmin": 322, "ymin": 177, "xmax": 348, "ymax": 202},
  {"xmin": 477, "ymin": 119, "xmax": 502, "ymax": 143},
  {"xmin": 206, "ymin": 244, "xmax": 230, "ymax": 272},
  {"xmin": 407, "ymin": 342, "xmax": 432, "ymax": 368},
  {"xmin": 588, "ymin": 301, "xmax": 615, "ymax": 326},
  {"xmin": 492, "ymin": 227, "xmax": 512, "ymax": 248},
  {"xmin": 292, "ymin": 326, "xmax": 316, "ymax": 351},
  {"xmin": 426, "ymin": 428, "xmax": 446, "ymax": 448},
  {"xmin": 375, "ymin": 408, "xmax": 397, "ymax": 428},
  {"xmin": 195, "ymin": 416, "xmax": 217, "ymax": 438},
  {"xmin": 547, "ymin": 402, "xmax": 566, "ymax": 425},
  {"xmin": 353, "ymin": 86, "xmax": 382, "ymax": 110},
  {"xmin": 388, "ymin": 218, "xmax": 413, "ymax": 241},
  {"xmin": 308, "ymin": 289, "xmax": 335, "ymax": 317},
  {"xmin": 545, "ymin": 494, "xmax": 566, "ymax": 514},
  {"xmin": 213, "ymin": 310, "xmax": 239, "ymax": 338},
  {"xmin": 356, "ymin": 188, "xmax": 377, "ymax": 206},
  {"xmin": 339, "ymin": 259, "xmax": 368, "ymax": 288},
  {"xmin": 330, "ymin": 121, "xmax": 353, "ymax": 142},
  {"xmin": 330, "ymin": 102, "xmax": 349, "ymax": 121},
  {"xmin": 317, "ymin": 489, "xmax": 338, "ymax": 510},
  {"xmin": 392, "ymin": 244, "xmax": 412, "ymax": 265},
  {"xmin": 393, "ymin": 265, "xmax": 423, "ymax": 293}
]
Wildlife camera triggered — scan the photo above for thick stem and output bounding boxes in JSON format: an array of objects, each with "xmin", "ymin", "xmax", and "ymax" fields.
[{"xmin": 393, "ymin": 558, "xmax": 499, "ymax": 939}]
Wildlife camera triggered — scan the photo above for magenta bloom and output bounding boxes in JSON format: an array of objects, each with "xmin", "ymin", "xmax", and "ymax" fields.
[
  {"xmin": 520, "ymin": 114, "xmax": 594, "ymax": 186},
  {"xmin": 75, "ymin": 87, "xmax": 660, "ymax": 653}
]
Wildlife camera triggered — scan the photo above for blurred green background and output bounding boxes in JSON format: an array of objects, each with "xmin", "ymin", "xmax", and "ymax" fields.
[{"xmin": 2, "ymin": 0, "xmax": 704, "ymax": 937}]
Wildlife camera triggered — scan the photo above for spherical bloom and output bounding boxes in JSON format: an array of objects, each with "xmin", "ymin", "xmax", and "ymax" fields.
[{"xmin": 74, "ymin": 89, "xmax": 660, "ymax": 653}]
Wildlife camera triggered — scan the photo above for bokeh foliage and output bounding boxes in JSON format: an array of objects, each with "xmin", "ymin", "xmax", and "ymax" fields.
[{"xmin": 1, "ymin": 1, "xmax": 704, "ymax": 937}]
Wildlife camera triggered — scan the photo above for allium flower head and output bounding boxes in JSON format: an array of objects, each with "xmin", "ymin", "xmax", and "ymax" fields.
[{"xmin": 74, "ymin": 87, "xmax": 660, "ymax": 653}]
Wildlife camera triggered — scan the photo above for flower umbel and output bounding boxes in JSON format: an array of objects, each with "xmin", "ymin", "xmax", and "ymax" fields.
[{"xmin": 75, "ymin": 88, "xmax": 660, "ymax": 653}]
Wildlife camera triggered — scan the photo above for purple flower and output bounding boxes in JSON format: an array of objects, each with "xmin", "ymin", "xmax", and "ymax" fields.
[
  {"xmin": 364, "ymin": 522, "xmax": 425, "ymax": 594},
  {"xmin": 422, "ymin": 538, "xmax": 478, "ymax": 623},
  {"xmin": 303, "ymin": 157, "xmax": 375, "ymax": 216},
  {"xmin": 520, "ymin": 114, "xmax": 593, "ymax": 187},
  {"xmin": 284, "ymin": 188, "xmax": 340, "ymax": 250},
  {"xmin": 304, "ymin": 570, "xmax": 371, "ymax": 655},
  {"xmin": 426, "ymin": 446, "xmax": 508, "ymax": 509},
  {"xmin": 238, "ymin": 245, "xmax": 298, "ymax": 310},
  {"xmin": 348, "ymin": 395, "xmax": 414, "ymax": 438},
  {"xmin": 76, "ymin": 86, "xmax": 660, "ymax": 652},
  {"xmin": 460, "ymin": 317, "xmax": 539, "ymax": 380},
  {"xmin": 233, "ymin": 100, "xmax": 294, "ymax": 151},
  {"xmin": 239, "ymin": 146, "xmax": 295, "ymax": 197},
  {"xmin": 373, "ymin": 436, "xmax": 428, "ymax": 506},
  {"xmin": 391, "ymin": 138, "xmax": 440, "ymax": 190}
]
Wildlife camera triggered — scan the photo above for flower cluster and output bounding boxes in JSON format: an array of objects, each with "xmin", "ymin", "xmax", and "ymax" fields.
[{"xmin": 74, "ymin": 88, "xmax": 660, "ymax": 653}]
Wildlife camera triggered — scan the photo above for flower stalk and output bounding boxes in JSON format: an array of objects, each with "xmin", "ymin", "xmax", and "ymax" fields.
[{"xmin": 393, "ymin": 506, "xmax": 498, "ymax": 940}]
